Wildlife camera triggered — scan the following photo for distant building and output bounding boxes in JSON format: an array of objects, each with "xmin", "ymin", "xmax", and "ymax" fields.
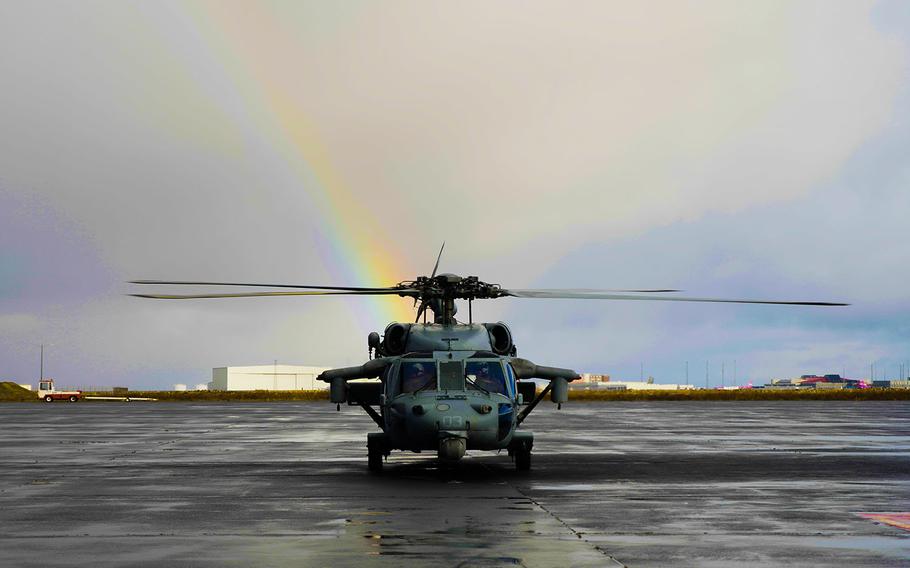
[
  {"xmin": 615, "ymin": 382, "xmax": 694, "ymax": 391},
  {"xmin": 572, "ymin": 380, "xmax": 694, "ymax": 391},
  {"xmin": 209, "ymin": 365, "xmax": 331, "ymax": 391},
  {"xmin": 174, "ymin": 384, "xmax": 187, "ymax": 392},
  {"xmin": 194, "ymin": 384, "xmax": 208, "ymax": 391},
  {"xmin": 577, "ymin": 373, "xmax": 610, "ymax": 384},
  {"xmin": 770, "ymin": 374, "xmax": 868, "ymax": 389}
]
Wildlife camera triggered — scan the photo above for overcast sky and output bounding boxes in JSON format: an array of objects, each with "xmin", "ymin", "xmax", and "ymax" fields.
[{"xmin": 2, "ymin": 1, "xmax": 909, "ymax": 388}]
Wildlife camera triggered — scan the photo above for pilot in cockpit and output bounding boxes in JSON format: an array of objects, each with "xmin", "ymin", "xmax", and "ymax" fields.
[
  {"xmin": 402, "ymin": 363, "xmax": 435, "ymax": 393},
  {"xmin": 472, "ymin": 362, "xmax": 505, "ymax": 394}
]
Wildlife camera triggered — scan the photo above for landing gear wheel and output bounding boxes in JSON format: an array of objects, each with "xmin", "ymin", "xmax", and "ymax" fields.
[
  {"xmin": 44, "ymin": 395, "xmax": 53, "ymax": 403},
  {"xmin": 367, "ymin": 433, "xmax": 387, "ymax": 474},
  {"xmin": 515, "ymin": 448, "xmax": 531, "ymax": 471},
  {"xmin": 69, "ymin": 396, "xmax": 78, "ymax": 402},
  {"xmin": 368, "ymin": 445, "xmax": 383, "ymax": 473}
]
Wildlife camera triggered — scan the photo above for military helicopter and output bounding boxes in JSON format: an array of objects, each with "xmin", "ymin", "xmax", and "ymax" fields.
[{"xmin": 131, "ymin": 244, "xmax": 846, "ymax": 472}]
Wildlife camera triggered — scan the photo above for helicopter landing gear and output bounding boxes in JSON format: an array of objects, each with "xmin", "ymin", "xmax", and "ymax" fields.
[
  {"xmin": 368, "ymin": 446, "xmax": 383, "ymax": 472},
  {"xmin": 515, "ymin": 447, "xmax": 531, "ymax": 471},
  {"xmin": 509, "ymin": 431, "xmax": 534, "ymax": 472},
  {"xmin": 367, "ymin": 432, "xmax": 389, "ymax": 474}
]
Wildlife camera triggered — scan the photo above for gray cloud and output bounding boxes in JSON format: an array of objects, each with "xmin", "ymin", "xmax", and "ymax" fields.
[{"xmin": 0, "ymin": 1, "xmax": 907, "ymax": 387}]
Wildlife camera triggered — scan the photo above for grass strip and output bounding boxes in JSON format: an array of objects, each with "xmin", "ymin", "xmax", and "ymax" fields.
[
  {"xmin": 84, "ymin": 390, "xmax": 330, "ymax": 402},
  {"xmin": 4, "ymin": 382, "xmax": 908, "ymax": 402},
  {"xmin": 567, "ymin": 388, "xmax": 910, "ymax": 401}
]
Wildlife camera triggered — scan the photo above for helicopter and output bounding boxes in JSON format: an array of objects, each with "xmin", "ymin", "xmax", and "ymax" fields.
[{"xmin": 131, "ymin": 244, "xmax": 847, "ymax": 472}]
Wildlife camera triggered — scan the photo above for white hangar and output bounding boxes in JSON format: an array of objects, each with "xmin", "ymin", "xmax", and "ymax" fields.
[{"xmin": 209, "ymin": 365, "xmax": 331, "ymax": 391}]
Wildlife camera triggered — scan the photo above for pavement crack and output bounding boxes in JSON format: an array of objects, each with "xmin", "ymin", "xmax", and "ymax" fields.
[{"xmin": 507, "ymin": 481, "xmax": 627, "ymax": 568}]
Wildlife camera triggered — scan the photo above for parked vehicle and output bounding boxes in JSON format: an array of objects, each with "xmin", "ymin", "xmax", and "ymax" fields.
[{"xmin": 37, "ymin": 379, "xmax": 82, "ymax": 403}]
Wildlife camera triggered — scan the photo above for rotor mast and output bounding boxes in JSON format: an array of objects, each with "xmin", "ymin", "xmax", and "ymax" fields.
[{"xmin": 402, "ymin": 273, "xmax": 506, "ymax": 325}]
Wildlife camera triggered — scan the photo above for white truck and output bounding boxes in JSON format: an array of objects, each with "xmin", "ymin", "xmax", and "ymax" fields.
[{"xmin": 37, "ymin": 379, "xmax": 83, "ymax": 403}]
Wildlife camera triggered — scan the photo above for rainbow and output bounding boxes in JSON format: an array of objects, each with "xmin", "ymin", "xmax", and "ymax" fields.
[{"xmin": 176, "ymin": 3, "xmax": 415, "ymax": 325}]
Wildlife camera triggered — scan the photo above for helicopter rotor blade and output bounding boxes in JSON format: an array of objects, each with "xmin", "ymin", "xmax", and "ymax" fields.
[
  {"xmin": 503, "ymin": 289, "xmax": 848, "ymax": 306},
  {"xmin": 430, "ymin": 241, "xmax": 445, "ymax": 278},
  {"xmin": 513, "ymin": 288, "xmax": 681, "ymax": 293},
  {"xmin": 129, "ymin": 280, "xmax": 399, "ymax": 292},
  {"xmin": 414, "ymin": 301, "xmax": 428, "ymax": 323},
  {"xmin": 130, "ymin": 289, "xmax": 419, "ymax": 300}
]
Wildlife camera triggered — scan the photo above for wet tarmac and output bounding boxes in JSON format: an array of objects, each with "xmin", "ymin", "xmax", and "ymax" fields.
[{"xmin": 1, "ymin": 401, "xmax": 908, "ymax": 567}]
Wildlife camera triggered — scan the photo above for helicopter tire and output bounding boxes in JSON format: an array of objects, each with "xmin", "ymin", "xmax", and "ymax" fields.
[
  {"xmin": 515, "ymin": 447, "xmax": 531, "ymax": 471},
  {"xmin": 367, "ymin": 433, "xmax": 386, "ymax": 473},
  {"xmin": 368, "ymin": 445, "xmax": 383, "ymax": 473}
]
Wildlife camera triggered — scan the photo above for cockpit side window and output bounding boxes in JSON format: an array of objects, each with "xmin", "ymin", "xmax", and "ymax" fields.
[
  {"xmin": 399, "ymin": 361, "xmax": 437, "ymax": 393},
  {"xmin": 465, "ymin": 361, "xmax": 508, "ymax": 395}
]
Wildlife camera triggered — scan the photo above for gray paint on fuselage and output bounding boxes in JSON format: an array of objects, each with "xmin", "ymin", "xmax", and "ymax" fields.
[{"xmin": 402, "ymin": 323, "xmax": 493, "ymax": 352}]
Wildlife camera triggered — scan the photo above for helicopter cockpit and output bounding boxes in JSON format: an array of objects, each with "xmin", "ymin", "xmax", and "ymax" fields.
[
  {"xmin": 393, "ymin": 356, "xmax": 515, "ymax": 398},
  {"xmin": 465, "ymin": 360, "xmax": 511, "ymax": 396},
  {"xmin": 399, "ymin": 361, "xmax": 436, "ymax": 393}
]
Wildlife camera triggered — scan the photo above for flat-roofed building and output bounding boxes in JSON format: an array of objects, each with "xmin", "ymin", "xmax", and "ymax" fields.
[
  {"xmin": 609, "ymin": 381, "xmax": 695, "ymax": 391},
  {"xmin": 572, "ymin": 380, "xmax": 695, "ymax": 391},
  {"xmin": 577, "ymin": 373, "xmax": 611, "ymax": 384},
  {"xmin": 210, "ymin": 365, "xmax": 331, "ymax": 391}
]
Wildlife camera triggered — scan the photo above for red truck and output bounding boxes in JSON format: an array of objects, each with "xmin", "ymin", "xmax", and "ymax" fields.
[{"xmin": 37, "ymin": 379, "xmax": 83, "ymax": 403}]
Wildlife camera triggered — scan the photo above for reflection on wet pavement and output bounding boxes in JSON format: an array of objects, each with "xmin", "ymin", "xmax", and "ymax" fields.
[{"xmin": 0, "ymin": 401, "xmax": 907, "ymax": 567}]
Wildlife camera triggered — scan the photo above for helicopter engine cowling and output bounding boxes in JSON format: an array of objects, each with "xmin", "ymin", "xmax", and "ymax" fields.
[
  {"xmin": 484, "ymin": 322, "xmax": 514, "ymax": 355},
  {"xmin": 382, "ymin": 323, "xmax": 411, "ymax": 355}
]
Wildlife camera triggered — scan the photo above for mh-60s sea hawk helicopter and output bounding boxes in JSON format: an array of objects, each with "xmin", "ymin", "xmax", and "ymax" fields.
[{"xmin": 131, "ymin": 245, "xmax": 846, "ymax": 472}]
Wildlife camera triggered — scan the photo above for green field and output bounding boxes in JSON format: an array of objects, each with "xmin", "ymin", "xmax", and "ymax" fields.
[
  {"xmin": 3, "ymin": 382, "xmax": 908, "ymax": 402},
  {"xmin": 568, "ymin": 388, "xmax": 910, "ymax": 401},
  {"xmin": 85, "ymin": 390, "xmax": 330, "ymax": 402},
  {"xmin": 0, "ymin": 382, "xmax": 36, "ymax": 402},
  {"xmin": 86, "ymin": 387, "xmax": 910, "ymax": 402}
]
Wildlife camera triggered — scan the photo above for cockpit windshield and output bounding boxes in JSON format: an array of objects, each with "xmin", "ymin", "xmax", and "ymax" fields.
[
  {"xmin": 465, "ymin": 361, "xmax": 508, "ymax": 395},
  {"xmin": 399, "ymin": 361, "xmax": 437, "ymax": 393}
]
